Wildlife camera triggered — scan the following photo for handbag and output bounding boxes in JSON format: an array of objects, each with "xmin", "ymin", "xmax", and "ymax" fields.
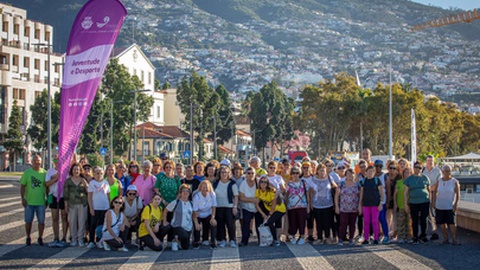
[{"xmin": 258, "ymin": 222, "xmax": 273, "ymax": 247}]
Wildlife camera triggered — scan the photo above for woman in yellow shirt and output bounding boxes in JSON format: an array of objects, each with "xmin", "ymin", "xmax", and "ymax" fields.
[
  {"xmin": 138, "ymin": 194, "xmax": 169, "ymax": 251},
  {"xmin": 255, "ymin": 176, "xmax": 286, "ymax": 246}
]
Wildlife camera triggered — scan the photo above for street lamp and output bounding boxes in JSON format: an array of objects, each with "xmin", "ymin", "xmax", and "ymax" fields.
[
  {"xmin": 389, "ymin": 64, "xmax": 393, "ymax": 160},
  {"xmin": 32, "ymin": 41, "xmax": 52, "ymax": 169},
  {"xmin": 130, "ymin": 89, "xmax": 150, "ymax": 161}
]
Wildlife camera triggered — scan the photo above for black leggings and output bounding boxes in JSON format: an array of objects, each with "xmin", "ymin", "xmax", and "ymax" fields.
[
  {"xmin": 171, "ymin": 226, "xmax": 191, "ymax": 250},
  {"xmin": 216, "ymin": 207, "xmax": 235, "ymax": 242},
  {"xmin": 193, "ymin": 215, "xmax": 217, "ymax": 244},
  {"xmin": 104, "ymin": 229, "xmax": 128, "ymax": 248},
  {"xmin": 312, "ymin": 206, "xmax": 334, "ymax": 240},
  {"xmin": 409, "ymin": 202, "xmax": 430, "ymax": 239},
  {"xmin": 140, "ymin": 225, "xmax": 169, "ymax": 251},
  {"xmin": 89, "ymin": 210, "xmax": 107, "ymax": 243}
]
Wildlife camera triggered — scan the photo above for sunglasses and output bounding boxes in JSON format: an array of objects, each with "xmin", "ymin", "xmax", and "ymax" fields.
[
  {"xmin": 129, "ymin": 165, "xmax": 138, "ymax": 168},
  {"xmin": 113, "ymin": 201, "xmax": 123, "ymax": 205},
  {"xmin": 359, "ymin": 166, "xmax": 366, "ymax": 169},
  {"xmin": 268, "ymin": 167, "xmax": 276, "ymax": 169},
  {"xmin": 375, "ymin": 165, "xmax": 383, "ymax": 168},
  {"xmin": 291, "ymin": 172, "xmax": 300, "ymax": 175},
  {"xmin": 302, "ymin": 167, "xmax": 309, "ymax": 169},
  {"xmin": 153, "ymin": 164, "xmax": 161, "ymax": 166},
  {"xmin": 414, "ymin": 166, "xmax": 422, "ymax": 169},
  {"xmin": 259, "ymin": 181, "xmax": 268, "ymax": 184},
  {"xmin": 337, "ymin": 167, "xmax": 345, "ymax": 170},
  {"xmin": 326, "ymin": 165, "xmax": 333, "ymax": 168},
  {"xmin": 389, "ymin": 167, "xmax": 397, "ymax": 170},
  {"xmin": 127, "ymin": 193, "xmax": 136, "ymax": 196},
  {"xmin": 246, "ymin": 172, "xmax": 254, "ymax": 175}
]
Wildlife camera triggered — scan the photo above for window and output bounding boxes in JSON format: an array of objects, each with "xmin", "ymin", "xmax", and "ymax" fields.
[
  {"xmin": 12, "ymin": 55, "xmax": 18, "ymax": 66},
  {"xmin": 2, "ymin": 22, "xmax": 7, "ymax": 32},
  {"xmin": 23, "ymin": 57, "xmax": 29, "ymax": 68},
  {"xmin": 19, "ymin": 89, "xmax": 25, "ymax": 100},
  {"xmin": 34, "ymin": 29, "xmax": 40, "ymax": 39},
  {"xmin": 45, "ymin": 31, "xmax": 50, "ymax": 41},
  {"xmin": 133, "ymin": 69, "xmax": 137, "ymax": 76},
  {"xmin": 34, "ymin": 59, "xmax": 40, "ymax": 70},
  {"xmin": 149, "ymin": 72, "xmax": 152, "ymax": 85},
  {"xmin": 24, "ymin": 27, "xmax": 30, "ymax": 37},
  {"xmin": 45, "ymin": 60, "xmax": 48, "ymax": 71},
  {"xmin": 141, "ymin": 70, "xmax": 145, "ymax": 83},
  {"xmin": 35, "ymin": 91, "xmax": 42, "ymax": 98},
  {"xmin": 143, "ymin": 142, "xmax": 150, "ymax": 156},
  {"xmin": 14, "ymin": 24, "xmax": 19, "ymax": 34},
  {"xmin": 19, "ymin": 106, "xmax": 25, "ymax": 125},
  {"xmin": 157, "ymin": 106, "xmax": 161, "ymax": 118}
]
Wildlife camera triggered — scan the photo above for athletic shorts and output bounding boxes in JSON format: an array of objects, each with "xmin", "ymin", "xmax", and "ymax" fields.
[
  {"xmin": 435, "ymin": 209, "xmax": 455, "ymax": 225},
  {"xmin": 49, "ymin": 196, "xmax": 65, "ymax": 210}
]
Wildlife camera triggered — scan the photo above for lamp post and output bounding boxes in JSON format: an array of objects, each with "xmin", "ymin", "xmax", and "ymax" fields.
[
  {"xmin": 130, "ymin": 89, "xmax": 150, "ymax": 161},
  {"xmin": 189, "ymin": 101, "xmax": 194, "ymax": 165},
  {"xmin": 389, "ymin": 64, "xmax": 393, "ymax": 160},
  {"xmin": 32, "ymin": 41, "xmax": 52, "ymax": 169}
]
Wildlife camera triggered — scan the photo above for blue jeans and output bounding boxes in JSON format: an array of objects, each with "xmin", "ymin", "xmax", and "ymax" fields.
[
  {"xmin": 241, "ymin": 209, "xmax": 255, "ymax": 245},
  {"xmin": 24, "ymin": 205, "xmax": 46, "ymax": 224},
  {"xmin": 379, "ymin": 204, "xmax": 389, "ymax": 238}
]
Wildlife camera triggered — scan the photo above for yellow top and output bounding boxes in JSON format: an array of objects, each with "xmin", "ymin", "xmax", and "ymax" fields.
[
  {"xmin": 138, "ymin": 204, "xmax": 162, "ymax": 238},
  {"xmin": 255, "ymin": 189, "xmax": 286, "ymax": 213}
]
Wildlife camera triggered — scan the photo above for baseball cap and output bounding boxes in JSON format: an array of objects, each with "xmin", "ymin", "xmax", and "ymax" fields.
[
  {"xmin": 220, "ymin": 158, "xmax": 231, "ymax": 167},
  {"xmin": 127, "ymin": 185, "xmax": 138, "ymax": 192},
  {"xmin": 374, "ymin": 160, "xmax": 384, "ymax": 166}
]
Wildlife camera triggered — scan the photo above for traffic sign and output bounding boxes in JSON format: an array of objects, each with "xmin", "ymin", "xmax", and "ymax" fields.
[
  {"xmin": 99, "ymin": 147, "xmax": 108, "ymax": 156},
  {"xmin": 183, "ymin": 150, "xmax": 190, "ymax": 158}
]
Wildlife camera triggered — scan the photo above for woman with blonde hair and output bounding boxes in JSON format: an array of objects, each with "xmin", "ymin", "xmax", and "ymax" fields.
[{"xmin": 192, "ymin": 180, "xmax": 218, "ymax": 249}]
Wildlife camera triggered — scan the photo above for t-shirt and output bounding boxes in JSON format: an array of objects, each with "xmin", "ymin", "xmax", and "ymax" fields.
[
  {"xmin": 167, "ymin": 199, "xmax": 193, "ymax": 232},
  {"xmin": 20, "ymin": 168, "xmax": 47, "ymax": 206},
  {"xmin": 339, "ymin": 181, "xmax": 360, "ymax": 213},
  {"xmin": 138, "ymin": 204, "xmax": 162, "ymax": 238},
  {"xmin": 311, "ymin": 178, "xmax": 334, "ymax": 209},
  {"xmin": 361, "ymin": 177, "xmax": 381, "ymax": 207},
  {"xmin": 181, "ymin": 178, "xmax": 201, "ymax": 200},
  {"xmin": 265, "ymin": 174, "xmax": 285, "ymax": 190},
  {"xmin": 215, "ymin": 181, "xmax": 239, "ymax": 208},
  {"xmin": 155, "ymin": 174, "xmax": 181, "ymax": 204},
  {"xmin": 404, "ymin": 175, "xmax": 430, "ymax": 204},
  {"xmin": 239, "ymin": 180, "xmax": 257, "ymax": 213},
  {"xmin": 255, "ymin": 189, "xmax": 286, "ymax": 213},
  {"xmin": 193, "ymin": 191, "xmax": 217, "ymax": 218},
  {"xmin": 329, "ymin": 171, "xmax": 341, "ymax": 185},
  {"xmin": 422, "ymin": 167, "xmax": 442, "ymax": 188},
  {"xmin": 46, "ymin": 168, "xmax": 62, "ymax": 197},
  {"xmin": 123, "ymin": 196, "xmax": 143, "ymax": 218},
  {"xmin": 395, "ymin": 179, "xmax": 406, "ymax": 209},
  {"xmin": 87, "ymin": 180, "xmax": 111, "ymax": 210},
  {"xmin": 115, "ymin": 174, "xmax": 129, "ymax": 196},
  {"xmin": 376, "ymin": 173, "xmax": 387, "ymax": 204},
  {"xmin": 255, "ymin": 167, "xmax": 267, "ymax": 176},
  {"xmin": 302, "ymin": 175, "xmax": 314, "ymax": 188},
  {"xmin": 134, "ymin": 174, "xmax": 157, "ymax": 206},
  {"xmin": 107, "ymin": 178, "xmax": 121, "ymax": 201},
  {"xmin": 286, "ymin": 180, "xmax": 309, "ymax": 209}
]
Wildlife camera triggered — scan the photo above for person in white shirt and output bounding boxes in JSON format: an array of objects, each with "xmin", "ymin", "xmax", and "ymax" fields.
[
  {"xmin": 239, "ymin": 167, "xmax": 258, "ymax": 246},
  {"xmin": 163, "ymin": 184, "xmax": 194, "ymax": 251},
  {"xmin": 192, "ymin": 181, "xmax": 218, "ymax": 249},
  {"xmin": 423, "ymin": 155, "xmax": 442, "ymax": 241},
  {"xmin": 123, "ymin": 185, "xmax": 143, "ymax": 243},
  {"xmin": 87, "ymin": 166, "xmax": 111, "ymax": 249},
  {"xmin": 45, "ymin": 156, "xmax": 68, "ymax": 247}
]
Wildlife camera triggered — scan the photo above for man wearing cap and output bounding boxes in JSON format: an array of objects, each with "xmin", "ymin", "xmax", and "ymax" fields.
[
  {"xmin": 249, "ymin": 156, "xmax": 266, "ymax": 176},
  {"xmin": 46, "ymin": 155, "xmax": 68, "ymax": 247},
  {"xmin": 374, "ymin": 160, "xmax": 390, "ymax": 244},
  {"xmin": 422, "ymin": 155, "xmax": 442, "ymax": 241}
]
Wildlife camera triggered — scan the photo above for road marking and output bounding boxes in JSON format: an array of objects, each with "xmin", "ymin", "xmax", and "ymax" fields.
[
  {"xmin": 29, "ymin": 247, "xmax": 90, "ymax": 270},
  {"xmin": 287, "ymin": 243, "xmax": 336, "ymax": 270},
  {"xmin": 0, "ymin": 200, "xmax": 21, "ymax": 209},
  {"xmin": 0, "ymin": 184, "xmax": 14, "ymax": 189},
  {"xmin": 117, "ymin": 249, "xmax": 164, "ymax": 270},
  {"xmin": 210, "ymin": 246, "xmax": 241, "ymax": 270},
  {"xmin": 363, "ymin": 245, "xmax": 433, "ymax": 270},
  {"xmin": 0, "ymin": 196, "xmax": 21, "ymax": 203},
  {"xmin": 0, "ymin": 212, "xmax": 51, "ymax": 233},
  {"xmin": 0, "ymin": 208, "xmax": 23, "ymax": 218},
  {"xmin": 0, "ymin": 227, "xmax": 54, "ymax": 257}
]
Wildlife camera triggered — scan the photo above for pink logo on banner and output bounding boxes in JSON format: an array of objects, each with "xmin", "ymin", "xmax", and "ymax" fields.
[{"xmin": 57, "ymin": 0, "xmax": 126, "ymax": 200}]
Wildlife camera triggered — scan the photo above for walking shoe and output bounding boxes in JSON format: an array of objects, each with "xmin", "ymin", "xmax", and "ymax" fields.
[
  {"xmin": 193, "ymin": 243, "xmax": 200, "ymax": 250},
  {"xmin": 307, "ymin": 236, "xmax": 315, "ymax": 242},
  {"xmin": 171, "ymin": 241, "xmax": 179, "ymax": 251},
  {"xmin": 349, "ymin": 239, "xmax": 355, "ymax": 246},
  {"xmin": 291, "ymin": 238, "xmax": 297, "ymax": 245},
  {"xmin": 229, "ymin": 240, "xmax": 237, "ymax": 248},
  {"xmin": 219, "ymin": 240, "xmax": 226, "ymax": 248},
  {"xmin": 421, "ymin": 237, "xmax": 429, "ymax": 244},
  {"xmin": 48, "ymin": 239, "xmax": 59, "ymax": 247},
  {"xmin": 37, "ymin": 238, "xmax": 44, "ymax": 246},
  {"xmin": 202, "ymin": 240, "xmax": 210, "ymax": 246},
  {"xmin": 430, "ymin": 233, "xmax": 439, "ymax": 241},
  {"xmin": 78, "ymin": 240, "xmax": 85, "ymax": 247},
  {"xmin": 97, "ymin": 241, "xmax": 104, "ymax": 249},
  {"xmin": 382, "ymin": 237, "xmax": 390, "ymax": 245},
  {"xmin": 120, "ymin": 246, "xmax": 129, "ymax": 252},
  {"xmin": 167, "ymin": 241, "xmax": 172, "ymax": 248},
  {"xmin": 337, "ymin": 240, "xmax": 343, "ymax": 246},
  {"xmin": 373, "ymin": 240, "xmax": 379, "ymax": 245},
  {"xmin": 210, "ymin": 243, "xmax": 217, "ymax": 250},
  {"xmin": 26, "ymin": 237, "xmax": 31, "ymax": 246},
  {"xmin": 103, "ymin": 242, "xmax": 111, "ymax": 251},
  {"xmin": 57, "ymin": 239, "xmax": 67, "ymax": 248},
  {"xmin": 362, "ymin": 240, "xmax": 369, "ymax": 245},
  {"xmin": 297, "ymin": 238, "xmax": 305, "ymax": 245},
  {"xmin": 412, "ymin": 238, "xmax": 419, "ymax": 245},
  {"xmin": 87, "ymin": 242, "xmax": 96, "ymax": 249},
  {"xmin": 274, "ymin": 240, "xmax": 281, "ymax": 246},
  {"xmin": 70, "ymin": 241, "xmax": 78, "ymax": 247}
]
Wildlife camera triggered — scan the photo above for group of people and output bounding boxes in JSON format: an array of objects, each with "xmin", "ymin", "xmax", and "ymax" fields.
[{"xmin": 19, "ymin": 148, "xmax": 461, "ymax": 252}]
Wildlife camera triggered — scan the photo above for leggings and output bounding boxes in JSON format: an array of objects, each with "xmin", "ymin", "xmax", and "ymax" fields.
[
  {"xmin": 193, "ymin": 215, "xmax": 217, "ymax": 244},
  {"xmin": 216, "ymin": 207, "xmax": 235, "ymax": 242},
  {"xmin": 339, "ymin": 212, "xmax": 358, "ymax": 240},
  {"xmin": 241, "ymin": 209, "xmax": 256, "ymax": 245},
  {"xmin": 140, "ymin": 225, "xmax": 169, "ymax": 251},
  {"xmin": 255, "ymin": 211, "xmax": 284, "ymax": 241},
  {"xmin": 312, "ymin": 206, "xmax": 334, "ymax": 240},
  {"xmin": 363, "ymin": 206, "xmax": 380, "ymax": 241},
  {"xmin": 104, "ymin": 229, "xmax": 128, "ymax": 248},
  {"xmin": 89, "ymin": 210, "xmax": 106, "ymax": 243},
  {"xmin": 171, "ymin": 226, "xmax": 191, "ymax": 250},
  {"xmin": 379, "ymin": 204, "xmax": 389, "ymax": 237},
  {"xmin": 287, "ymin": 208, "xmax": 307, "ymax": 236},
  {"xmin": 409, "ymin": 202, "xmax": 429, "ymax": 239}
]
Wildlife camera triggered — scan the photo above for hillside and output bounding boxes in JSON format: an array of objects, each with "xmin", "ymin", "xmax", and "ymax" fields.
[{"xmin": 7, "ymin": 0, "xmax": 480, "ymax": 97}]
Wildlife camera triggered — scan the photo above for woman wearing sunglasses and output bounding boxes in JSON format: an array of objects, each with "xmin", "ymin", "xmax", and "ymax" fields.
[
  {"xmin": 126, "ymin": 161, "xmax": 140, "ymax": 185},
  {"xmin": 100, "ymin": 195, "xmax": 129, "ymax": 251},
  {"xmin": 239, "ymin": 167, "xmax": 258, "ymax": 246},
  {"xmin": 255, "ymin": 176, "xmax": 286, "ymax": 246},
  {"xmin": 285, "ymin": 166, "xmax": 310, "ymax": 245},
  {"xmin": 123, "ymin": 185, "xmax": 143, "ymax": 243}
]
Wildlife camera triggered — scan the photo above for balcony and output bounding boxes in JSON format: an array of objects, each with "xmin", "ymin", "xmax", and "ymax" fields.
[{"xmin": 0, "ymin": 64, "xmax": 9, "ymax": 71}]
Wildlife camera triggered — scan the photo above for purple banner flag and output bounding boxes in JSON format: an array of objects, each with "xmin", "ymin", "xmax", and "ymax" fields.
[{"xmin": 57, "ymin": 0, "xmax": 126, "ymax": 199}]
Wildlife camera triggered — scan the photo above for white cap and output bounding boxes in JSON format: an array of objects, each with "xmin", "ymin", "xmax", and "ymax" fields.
[
  {"xmin": 220, "ymin": 158, "xmax": 231, "ymax": 167},
  {"xmin": 127, "ymin": 185, "xmax": 138, "ymax": 192}
]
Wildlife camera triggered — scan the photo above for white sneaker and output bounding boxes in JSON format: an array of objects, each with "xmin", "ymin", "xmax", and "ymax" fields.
[
  {"xmin": 69, "ymin": 241, "xmax": 77, "ymax": 247},
  {"xmin": 78, "ymin": 240, "xmax": 85, "ymax": 247},
  {"xmin": 219, "ymin": 240, "xmax": 226, "ymax": 248},
  {"xmin": 121, "ymin": 246, "xmax": 129, "ymax": 252},
  {"xmin": 97, "ymin": 242, "xmax": 104, "ymax": 249},
  {"xmin": 229, "ymin": 240, "xmax": 237, "ymax": 248},
  {"xmin": 291, "ymin": 238, "xmax": 297, "ymax": 245},
  {"xmin": 202, "ymin": 240, "xmax": 210, "ymax": 246},
  {"xmin": 87, "ymin": 242, "xmax": 96, "ymax": 249},
  {"xmin": 171, "ymin": 241, "xmax": 179, "ymax": 251},
  {"xmin": 103, "ymin": 242, "xmax": 111, "ymax": 251},
  {"xmin": 297, "ymin": 238, "xmax": 305, "ymax": 245}
]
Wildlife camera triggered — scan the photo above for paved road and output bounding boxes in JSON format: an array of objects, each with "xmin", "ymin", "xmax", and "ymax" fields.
[{"xmin": 1, "ymin": 180, "xmax": 479, "ymax": 270}]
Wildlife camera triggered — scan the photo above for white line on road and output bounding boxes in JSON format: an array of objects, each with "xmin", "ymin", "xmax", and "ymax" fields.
[
  {"xmin": 0, "ymin": 196, "xmax": 21, "ymax": 203},
  {"xmin": 0, "ymin": 200, "xmax": 22, "ymax": 209},
  {"xmin": 29, "ymin": 246, "xmax": 90, "ymax": 270},
  {"xmin": 0, "ymin": 184, "xmax": 14, "ymax": 189},
  {"xmin": 286, "ymin": 243, "xmax": 336, "ymax": 270},
  {"xmin": 117, "ymin": 249, "xmax": 164, "ymax": 270},
  {"xmin": 0, "ymin": 212, "xmax": 51, "ymax": 234},
  {"xmin": 210, "ymin": 246, "xmax": 241, "ymax": 270},
  {"xmin": 0, "ymin": 208, "xmax": 23, "ymax": 218},
  {"xmin": 363, "ymin": 245, "xmax": 433, "ymax": 270}
]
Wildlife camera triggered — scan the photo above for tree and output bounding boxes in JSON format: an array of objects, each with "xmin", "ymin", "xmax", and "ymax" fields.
[
  {"xmin": 161, "ymin": 80, "xmax": 171, "ymax": 90},
  {"xmin": 212, "ymin": 85, "xmax": 235, "ymax": 146},
  {"xmin": 4, "ymin": 100, "xmax": 24, "ymax": 168},
  {"xmin": 28, "ymin": 90, "xmax": 60, "ymax": 151}
]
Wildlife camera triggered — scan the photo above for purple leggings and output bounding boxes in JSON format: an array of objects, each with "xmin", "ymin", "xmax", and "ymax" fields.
[{"xmin": 363, "ymin": 206, "xmax": 380, "ymax": 241}]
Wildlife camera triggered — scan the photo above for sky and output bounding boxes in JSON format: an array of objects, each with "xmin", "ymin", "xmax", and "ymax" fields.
[{"xmin": 411, "ymin": 0, "xmax": 479, "ymax": 10}]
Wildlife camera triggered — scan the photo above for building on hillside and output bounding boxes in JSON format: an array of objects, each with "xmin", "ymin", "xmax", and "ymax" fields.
[
  {"xmin": 0, "ymin": 3, "xmax": 63, "ymax": 170},
  {"xmin": 161, "ymin": 88, "xmax": 184, "ymax": 126}
]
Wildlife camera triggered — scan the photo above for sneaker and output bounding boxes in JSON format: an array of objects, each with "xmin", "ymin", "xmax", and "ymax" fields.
[
  {"xmin": 373, "ymin": 240, "xmax": 379, "ymax": 245},
  {"xmin": 193, "ymin": 243, "xmax": 200, "ymax": 250},
  {"xmin": 297, "ymin": 238, "xmax": 305, "ymax": 245},
  {"xmin": 452, "ymin": 240, "xmax": 461, "ymax": 245},
  {"xmin": 37, "ymin": 238, "xmax": 44, "ymax": 246},
  {"xmin": 78, "ymin": 240, "xmax": 85, "ymax": 247},
  {"xmin": 219, "ymin": 240, "xmax": 226, "ymax": 248},
  {"xmin": 210, "ymin": 243, "xmax": 217, "ymax": 250},
  {"xmin": 97, "ymin": 242, "xmax": 104, "ymax": 249},
  {"xmin": 26, "ymin": 237, "xmax": 31, "ymax": 246},
  {"xmin": 307, "ymin": 236, "xmax": 315, "ymax": 242},
  {"xmin": 430, "ymin": 233, "xmax": 439, "ymax": 241},
  {"xmin": 291, "ymin": 238, "xmax": 297, "ymax": 245},
  {"xmin": 250, "ymin": 229, "xmax": 253, "ymax": 236},
  {"xmin": 406, "ymin": 239, "xmax": 414, "ymax": 244},
  {"xmin": 171, "ymin": 241, "xmax": 179, "ymax": 251},
  {"xmin": 349, "ymin": 239, "xmax": 355, "ymax": 246},
  {"xmin": 202, "ymin": 240, "xmax": 210, "ymax": 246},
  {"xmin": 274, "ymin": 240, "xmax": 281, "ymax": 246},
  {"xmin": 120, "ymin": 246, "xmax": 129, "ymax": 252},
  {"xmin": 337, "ymin": 240, "xmax": 343, "ymax": 246},
  {"xmin": 382, "ymin": 237, "xmax": 390, "ymax": 245},
  {"xmin": 57, "ymin": 239, "xmax": 67, "ymax": 248},
  {"xmin": 87, "ymin": 242, "xmax": 96, "ymax": 249},
  {"xmin": 103, "ymin": 242, "xmax": 111, "ymax": 251},
  {"xmin": 48, "ymin": 239, "xmax": 59, "ymax": 248},
  {"xmin": 413, "ymin": 238, "xmax": 419, "ymax": 245},
  {"xmin": 70, "ymin": 241, "xmax": 78, "ymax": 247},
  {"xmin": 362, "ymin": 240, "xmax": 369, "ymax": 245},
  {"xmin": 314, "ymin": 239, "xmax": 324, "ymax": 245},
  {"xmin": 229, "ymin": 240, "xmax": 237, "ymax": 248},
  {"xmin": 421, "ymin": 237, "xmax": 429, "ymax": 244}
]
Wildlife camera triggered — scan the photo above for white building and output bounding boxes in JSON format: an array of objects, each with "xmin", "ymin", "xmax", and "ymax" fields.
[{"xmin": 0, "ymin": 4, "xmax": 63, "ymax": 169}]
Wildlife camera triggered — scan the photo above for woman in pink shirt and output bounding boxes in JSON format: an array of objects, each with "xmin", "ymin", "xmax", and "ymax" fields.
[{"xmin": 134, "ymin": 160, "xmax": 157, "ymax": 206}]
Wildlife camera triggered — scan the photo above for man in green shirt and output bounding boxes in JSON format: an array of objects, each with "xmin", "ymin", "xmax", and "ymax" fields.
[{"xmin": 20, "ymin": 155, "xmax": 47, "ymax": 246}]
